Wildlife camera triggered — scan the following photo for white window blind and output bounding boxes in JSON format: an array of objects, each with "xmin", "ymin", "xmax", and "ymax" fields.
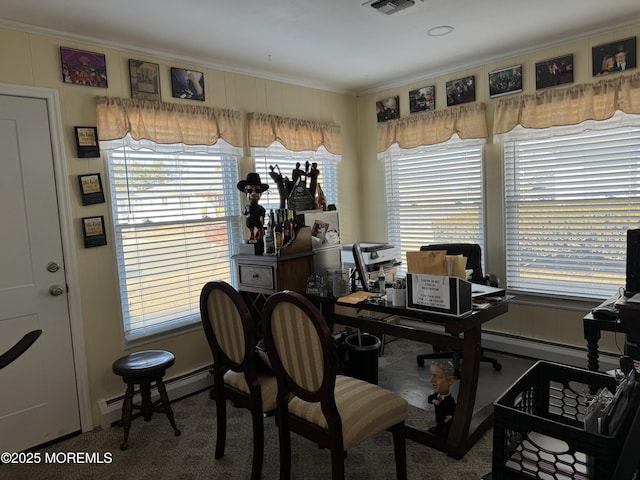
[
  {"xmin": 503, "ymin": 118, "xmax": 640, "ymax": 300},
  {"xmin": 105, "ymin": 143, "xmax": 241, "ymax": 342},
  {"xmin": 381, "ymin": 137, "xmax": 486, "ymax": 274},
  {"xmin": 252, "ymin": 142, "xmax": 339, "ymax": 213}
]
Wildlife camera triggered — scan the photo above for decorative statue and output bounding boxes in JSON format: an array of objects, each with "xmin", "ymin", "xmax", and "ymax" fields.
[
  {"xmin": 237, "ymin": 172, "xmax": 269, "ymax": 241},
  {"xmin": 427, "ymin": 360, "xmax": 456, "ymax": 437}
]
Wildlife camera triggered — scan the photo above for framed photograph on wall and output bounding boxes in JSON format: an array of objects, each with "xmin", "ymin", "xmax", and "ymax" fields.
[
  {"xmin": 592, "ymin": 37, "xmax": 636, "ymax": 76},
  {"xmin": 536, "ymin": 54, "xmax": 574, "ymax": 90},
  {"xmin": 409, "ymin": 85, "xmax": 435, "ymax": 113},
  {"xmin": 74, "ymin": 126, "xmax": 100, "ymax": 158},
  {"xmin": 170, "ymin": 67, "xmax": 205, "ymax": 101},
  {"xmin": 446, "ymin": 75, "xmax": 475, "ymax": 106},
  {"xmin": 81, "ymin": 216, "xmax": 107, "ymax": 248},
  {"xmin": 376, "ymin": 95, "xmax": 400, "ymax": 122},
  {"xmin": 60, "ymin": 47, "xmax": 108, "ymax": 88},
  {"xmin": 129, "ymin": 59, "xmax": 161, "ymax": 101},
  {"xmin": 488, "ymin": 65, "xmax": 522, "ymax": 98},
  {"xmin": 78, "ymin": 173, "xmax": 105, "ymax": 206}
]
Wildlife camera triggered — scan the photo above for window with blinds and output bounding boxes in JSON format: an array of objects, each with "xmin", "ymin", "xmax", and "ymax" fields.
[
  {"xmin": 381, "ymin": 138, "xmax": 486, "ymax": 275},
  {"xmin": 503, "ymin": 121, "xmax": 640, "ymax": 300},
  {"xmin": 252, "ymin": 142, "xmax": 339, "ymax": 213},
  {"xmin": 106, "ymin": 146, "xmax": 241, "ymax": 342}
]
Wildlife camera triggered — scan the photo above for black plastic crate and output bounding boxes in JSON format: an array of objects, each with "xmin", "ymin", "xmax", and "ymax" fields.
[{"xmin": 491, "ymin": 361, "xmax": 630, "ymax": 480}]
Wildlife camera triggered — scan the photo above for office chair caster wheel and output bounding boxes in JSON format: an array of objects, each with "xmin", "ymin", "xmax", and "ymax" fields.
[
  {"xmin": 417, "ymin": 358, "xmax": 425, "ymax": 367},
  {"xmin": 493, "ymin": 362, "xmax": 502, "ymax": 372}
]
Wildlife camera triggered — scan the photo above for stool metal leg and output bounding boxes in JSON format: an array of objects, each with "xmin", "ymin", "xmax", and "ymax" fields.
[
  {"xmin": 156, "ymin": 378, "xmax": 181, "ymax": 436},
  {"xmin": 120, "ymin": 382, "xmax": 135, "ymax": 450}
]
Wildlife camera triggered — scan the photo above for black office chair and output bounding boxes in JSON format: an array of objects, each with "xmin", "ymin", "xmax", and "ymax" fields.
[{"xmin": 415, "ymin": 243, "xmax": 502, "ymax": 378}]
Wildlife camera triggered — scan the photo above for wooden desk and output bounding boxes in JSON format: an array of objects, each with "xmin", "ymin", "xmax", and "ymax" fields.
[{"xmin": 308, "ymin": 294, "xmax": 508, "ymax": 460}]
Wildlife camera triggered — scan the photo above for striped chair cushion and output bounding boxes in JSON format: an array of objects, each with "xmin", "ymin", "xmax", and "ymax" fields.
[
  {"xmin": 287, "ymin": 375, "xmax": 408, "ymax": 450},
  {"xmin": 224, "ymin": 370, "xmax": 278, "ymax": 412}
]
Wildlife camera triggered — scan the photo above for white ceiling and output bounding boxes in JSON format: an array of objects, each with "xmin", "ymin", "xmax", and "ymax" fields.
[{"xmin": 2, "ymin": 0, "xmax": 640, "ymax": 94}]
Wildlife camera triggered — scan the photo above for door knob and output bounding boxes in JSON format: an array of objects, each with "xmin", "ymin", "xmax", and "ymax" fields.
[
  {"xmin": 49, "ymin": 285, "xmax": 64, "ymax": 296},
  {"xmin": 46, "ymin": 262, "xmax": 61, "ymax": 273}
]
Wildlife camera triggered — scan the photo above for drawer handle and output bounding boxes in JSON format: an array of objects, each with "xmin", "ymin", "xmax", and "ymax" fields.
[{"xmin": 252, "ymin": 273, "xmax": 259, "ymax": 278}]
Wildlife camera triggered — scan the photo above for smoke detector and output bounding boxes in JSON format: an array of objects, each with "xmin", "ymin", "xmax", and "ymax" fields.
[{"xmin": 364, "ymin": 0, "xmax": 416, "ymax": 15}]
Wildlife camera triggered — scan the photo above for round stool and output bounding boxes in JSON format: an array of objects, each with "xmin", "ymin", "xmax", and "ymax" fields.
[{"xmin": 112, "ymin": 350, "xmax": 181, "ymax": 450}]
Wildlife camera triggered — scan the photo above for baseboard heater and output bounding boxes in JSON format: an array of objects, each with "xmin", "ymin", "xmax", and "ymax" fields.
[{"xmin": 97, "ymin": 364, "xmax": 214, "ymax": 430}]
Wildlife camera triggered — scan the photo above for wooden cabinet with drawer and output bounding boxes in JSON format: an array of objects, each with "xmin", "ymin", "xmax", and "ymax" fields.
[{"xmin": 233, "ymin": 252, "xmax": 313, "ymax": 295}]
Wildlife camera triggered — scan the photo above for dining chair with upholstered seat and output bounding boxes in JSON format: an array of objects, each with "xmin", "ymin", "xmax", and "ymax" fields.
[
  {"xmin": 261, "ymin": 290, "xmax": 408, "ymax": 480},
  {"xmin": 200, "ymin": 281, "xmax": 278, "ymax": 480}
]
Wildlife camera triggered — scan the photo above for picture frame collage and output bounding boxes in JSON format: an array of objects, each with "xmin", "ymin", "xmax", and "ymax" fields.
[
  {"xmin": 376, "ymin": 36, "xmax": 636, "ymax": 122},
  {"xmin": 59, "ymin": 46, "xmax": 206, "ymax": 102}
]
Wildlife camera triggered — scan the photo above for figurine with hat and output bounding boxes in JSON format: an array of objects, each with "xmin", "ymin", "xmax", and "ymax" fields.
[{"xmin": 237, "ymin": 172, "xmax": 269, "ymax": 241}]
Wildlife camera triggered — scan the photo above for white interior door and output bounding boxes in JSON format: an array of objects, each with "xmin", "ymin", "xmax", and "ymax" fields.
[{"xmin": 0, "ymin": 94, "xmax": 81, "ymax": 452}]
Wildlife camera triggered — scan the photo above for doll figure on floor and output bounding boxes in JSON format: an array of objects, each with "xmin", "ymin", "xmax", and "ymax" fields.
[{"xmin": 427, "ymin": 359, "xmax": 456, "ymax": 437}]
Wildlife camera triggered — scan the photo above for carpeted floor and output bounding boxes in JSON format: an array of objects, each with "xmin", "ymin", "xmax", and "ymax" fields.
[{"xmin": 2, "ymin": 338, "xmax": 519, "ymax": 479}]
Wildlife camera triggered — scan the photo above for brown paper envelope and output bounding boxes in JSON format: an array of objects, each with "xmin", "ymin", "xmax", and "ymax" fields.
[
  {"xmin": 447, "ymin": 255, "xmax": 468, "ymax": 279},
  {"xmin": 406, "ymin": 250, "xmax": 448, "ymax": 275}
]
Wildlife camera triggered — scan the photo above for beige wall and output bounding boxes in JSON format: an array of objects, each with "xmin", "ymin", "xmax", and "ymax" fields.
[
  {"xmin": 356, "ymin": 24, "xmax": 640, "ymax": 355},
  {"xmin": 0, "ymin": 26, "xmax": 358, "ymax": 426},
  {"xmin": 2, "ymin": 22, "xmax": 638, "ymax": 426}
]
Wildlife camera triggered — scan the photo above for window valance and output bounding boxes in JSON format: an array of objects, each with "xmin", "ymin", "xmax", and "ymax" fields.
[
  {"xmin": 377, "ymin": 102, "xmax": 488, "ymax": 153},
  {"xmin": 493, "ymin": 72, "xmax": 640, "ymax": 136},
  {"xmin": 247, "ymin": 112, "xmax": 342, "ymax": 155},
  {"xmin": 96, "ymin": 96, "xmax": 243, "ymax": 147}
]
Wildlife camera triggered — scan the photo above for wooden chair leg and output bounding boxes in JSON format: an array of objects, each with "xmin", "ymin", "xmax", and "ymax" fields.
[
  {"xmin": 391, "ymin": 423, "xmax": 407, "ymax": 480},
  {"xmin": 214, "ymin": 385, "xmax": 227, "ymax": 460},
  {"xmin": 250, "ymin": 408, "xmax": 264, "ymax": 480},
  {"xmin": 330, "ymin": 447, "xmax": 345, "ymax": 480},
  {"xmin": 278, "ymin": 412, "xmax": 292, "ymax": 480}
]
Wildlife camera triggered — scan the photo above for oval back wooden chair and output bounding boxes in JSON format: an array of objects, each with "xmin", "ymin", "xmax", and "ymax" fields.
[
  {"xmin": 200, "ymin": 281, "xmax": 277, "ymax": 480},
  {"xmin": 261, "ymin": 290, "xmax": 408, "ymax": 480}
]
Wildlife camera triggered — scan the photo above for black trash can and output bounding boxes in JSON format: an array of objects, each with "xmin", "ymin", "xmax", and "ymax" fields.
[{"xmin": 343, "ymin": 333, "xmax": 381, "ymax": 384}]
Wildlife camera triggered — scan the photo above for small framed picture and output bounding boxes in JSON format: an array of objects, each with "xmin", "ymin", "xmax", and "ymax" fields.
[
  {"xmin": 74, "ymin": 126, "xmax": 100, "ymax": 158},
  {"xmin": 60, "ymin": 47, "xmax": 108, "ymax": 88},
  {"xmin": 409, "ymin": 85, "xmax": 435, "ymax": 113},
  {"xmin": 78, "ymin": 173, "xmax": 105, "ymax": 206},
  {"xmin": 82, "ymin": 216, "xmax": 107, "ymax": 248},
  {"xmin": 446, "ymin": 75, "xmax": 476, "ymax": 106},
  {"xmin": 592, "ymin": 37, "xmax": 636, "ymax": 77},
  {"xmin": 129, "ymin": 59, "xmax": 161, "ymax": 101},
  {"xmin": 536, "ymin": 54, "xmax": 574, "ymax": 90},
  {"xmin": 170, "ymin": 67, "xmax": 205, "ymax": 101},
  {"xmin": 489, "ymin": 65, "xmax": 523, "ymax": 98},
  {"xmin": 376, "ymin": 95, "xmax": 400, "ymax": 122}
]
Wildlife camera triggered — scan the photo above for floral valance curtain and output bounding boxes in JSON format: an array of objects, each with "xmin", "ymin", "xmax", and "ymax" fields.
[
  {"xmin": 247, "ymin": 112, "xmax": 342, "ymax": 155},
  {"xmin": 493, "ymin": 72, "xmax": 640, "ymax": 136},
  {"xmin": 96, "ymin": 96, "xmax": 243, "ymax": 147},
  {"xmin": 377, "ymin": 102, "xmax": 488, "ymax": 153}
]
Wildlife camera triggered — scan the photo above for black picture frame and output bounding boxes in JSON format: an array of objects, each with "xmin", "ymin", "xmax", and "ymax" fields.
[
  {"xmin": 535, "ymin": 54, "xmax": 574, "ymax": 90},
  {"xmin": 60, "ymin": 47, "xmax": 108, "ymax": 88},
  {"xmin": 489, "ymin": 65, "xmax": 523, "ymax": 98},
  {"xmin": 409, "ymin": 85, "xmax": 435, "ymax": 113},
  {"xmin": 170, "ymin": 67, "xmax": 205, "ymax": 101},
  {"xmin": 592, "ymin": 37, "xmax": 637, "ymax": 77},
  {"xmin": 74, "ymin": 126, "xmax": 100, "ymax": 158},
  {"xmin": 78, "ymin": 173, "xmax": 105, "ymax": 206},
  {"xmin": 446, "ymin": 75, "xmax": 476, "ymax": 107},
  {"xmin": 376, "ymin": 95, "xmax": 400, "ymax": 122},
  {"xmin": 82, "ymin": 216, "xmax": 107, "ymax": 248},
  {"xmin": 129, "ymin": 59, "xmax": 161, "ymax": 101}
]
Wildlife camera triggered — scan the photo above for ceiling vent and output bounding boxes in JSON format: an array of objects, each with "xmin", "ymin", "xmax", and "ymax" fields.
[{"xmin": 366, "ymin": 0, "xmax": 415, "ymax": 15}]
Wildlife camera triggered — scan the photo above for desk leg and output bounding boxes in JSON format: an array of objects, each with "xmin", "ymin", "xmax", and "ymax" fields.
[
  {"xmin": 584, "ymin": 324, "xmax": 601, "ymax": 372},
  {"xmin": 446, "ymin": 325, "xmax": 486, "ymax": 459}
]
